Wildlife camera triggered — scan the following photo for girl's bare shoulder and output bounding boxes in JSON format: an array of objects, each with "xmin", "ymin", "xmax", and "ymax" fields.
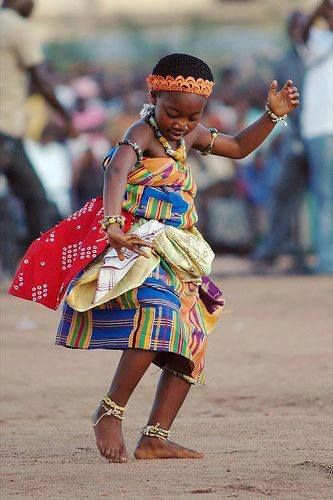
[{"xmin": 123, "ymin": 119, "xmax": 154, "ymax": 151}]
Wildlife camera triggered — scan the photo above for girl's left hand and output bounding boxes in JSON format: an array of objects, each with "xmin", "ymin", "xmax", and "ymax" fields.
[{"xmin": 267, "ymin": 80, "xmax": 300, "ymax": 116}]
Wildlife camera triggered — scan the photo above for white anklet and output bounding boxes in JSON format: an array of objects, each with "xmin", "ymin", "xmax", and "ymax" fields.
[
  {"xmin": 92, "ymin": 395, "xmax": 127, "ymax": 427},
  {"xmin": 141, "ymin": 423, "xmax": 170, "ymax": 440}
]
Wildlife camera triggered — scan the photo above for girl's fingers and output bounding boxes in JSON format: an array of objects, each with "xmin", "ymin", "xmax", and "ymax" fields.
[
  {"xmin": 283, "ymin": 79, "xmax": 293, "ymax": 90},
  {"xmin": 115, "ymin": 247, "xmax": 125, "ymax": 261},
  {"xmin": 110, "ymin": 236, "xmax": 152, "ymax": 248},
  {"xmin": 108, "ymin": 237, "xmax": 152, "ymax": 259},
  {"xmin": 132, "ymin": 246, "xmax": 149, "ymax": 258},
  {"xmin": 126, "ymin": 236, "xmax": 153, "ymax": 247}
]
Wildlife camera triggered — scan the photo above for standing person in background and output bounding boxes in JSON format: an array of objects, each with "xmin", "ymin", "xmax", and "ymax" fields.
[
  {"xmin": 0, "ymin": 0, "xmax": 75, "ymax": 252},
  {"xmin": 301, "ymin": 0, "xmax": 333, "ymax": 274},
  {"xmin": 252, "ymin": 11, "xmax": 309, "ymax": 273}
]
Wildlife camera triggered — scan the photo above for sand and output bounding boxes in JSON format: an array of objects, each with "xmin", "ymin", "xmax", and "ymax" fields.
[{"xmin": 1, "ymin": 262, "xmax": 333, "ymax": 499}]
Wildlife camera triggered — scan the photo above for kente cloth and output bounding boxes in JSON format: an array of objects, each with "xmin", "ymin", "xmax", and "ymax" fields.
[
  {"xmin": 10, "ymin": 156, "xmax": 224, "ymax": 384},
  {"xmin": 56, "ymin": 261, "xmax": 222, "ymax": 385}
]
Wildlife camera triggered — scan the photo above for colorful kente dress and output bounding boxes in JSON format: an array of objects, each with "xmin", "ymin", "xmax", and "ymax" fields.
[{"xmin": 10, "ymin": 156, "xmax": 224, "ymax": 385}]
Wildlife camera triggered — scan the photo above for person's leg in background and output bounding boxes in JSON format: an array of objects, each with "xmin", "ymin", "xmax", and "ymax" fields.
[
  {"xmin": 306, "ymin": 135, "xmax": 333, "ymax": 274},
  {"xmin": 252, "ymin": 133, "xmax": 307, "ymax": 270},
  {"xmin": 0, "ymin": 133, "xmax": 55, "ymax": 248},
  {"xmin": 0, "ymin": 191, "xmax": 21, "ymax": 278}
]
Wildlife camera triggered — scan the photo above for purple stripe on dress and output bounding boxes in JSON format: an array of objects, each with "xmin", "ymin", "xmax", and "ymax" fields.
[
  {"xmin": 199, "ymin": 276, "xmax": 224, "ymax": 314},
  {"xmin": 162, "ymin": 164, "xmax": 174, "ymax": 178}
]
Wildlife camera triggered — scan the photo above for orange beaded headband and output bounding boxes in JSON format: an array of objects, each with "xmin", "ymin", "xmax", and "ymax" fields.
[{"xmin": 147, "ymin": 74, "xmax": 214, "ymax": 98}]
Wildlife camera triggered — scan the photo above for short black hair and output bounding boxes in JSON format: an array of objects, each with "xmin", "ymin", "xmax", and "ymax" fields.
[{"xmin": 152, "ymin": 53, "xmax": 214, "ymax": 82}]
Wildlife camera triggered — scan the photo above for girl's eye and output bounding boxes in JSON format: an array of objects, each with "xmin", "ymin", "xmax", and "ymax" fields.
[{"xmin": 167, "ymin": 112, "xmax": 178, "ymax": 118}]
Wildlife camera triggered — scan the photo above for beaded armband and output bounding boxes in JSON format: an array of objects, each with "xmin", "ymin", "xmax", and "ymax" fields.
[
  {"xmin": 116, "ymin": 139, "xmax": 144, "ymax": 164},
  {"xmin": 265, "ymin": 104, "xmax": 287, "ymax": 127},
  {"xmin": 100, "ymin": 215, "xmax": 126, "ymax": 231},
  {"xmin": 200, "ymin": 128, "xmax": 218, "ymax": 156}
]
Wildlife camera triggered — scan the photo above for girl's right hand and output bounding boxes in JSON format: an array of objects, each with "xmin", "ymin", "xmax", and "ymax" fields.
[{"xmin": 106, "ymin": 224, "xmax": 153, "ymax": 261}]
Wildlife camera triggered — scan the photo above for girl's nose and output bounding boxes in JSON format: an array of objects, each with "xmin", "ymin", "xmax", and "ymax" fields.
[{"xmin": 174, "ymin": 120, "xmax": 188, "ymax": 131}]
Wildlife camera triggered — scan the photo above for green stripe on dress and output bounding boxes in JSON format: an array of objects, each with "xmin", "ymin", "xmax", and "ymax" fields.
[
  {"xmin": 119, "ymin": 288, "xmax": 139, "ymax": 310},
  {"xmin": 135, "ymin": 307, "xmax": 154, "ymax": 349},
  {"xmin": 79, "ymin": 310, "xmax": 92, "ymax": 348},
  {"xmin": 66, "ymin": 311, "xmax": 81, "ymax": 347}
]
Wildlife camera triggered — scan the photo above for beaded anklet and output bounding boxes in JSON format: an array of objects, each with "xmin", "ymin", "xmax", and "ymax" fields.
[
  {"xmin": 141, "ymin": 423, "xmax": 171, "ymax": 440},
  {"xmin": 92, "ymin": 395, "xmax": 128, "ymax": 427}
]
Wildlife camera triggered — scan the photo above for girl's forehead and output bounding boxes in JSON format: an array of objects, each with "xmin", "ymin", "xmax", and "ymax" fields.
[{"xmin": 160, "ymin": 92, "xmax": 206, "ymax": 111}]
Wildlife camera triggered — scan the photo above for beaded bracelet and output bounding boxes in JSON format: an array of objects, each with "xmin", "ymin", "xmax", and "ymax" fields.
[
  {"xmin": 200, "ymin": 128, "xmax": 218, "ymax": 156},
  {"xmin": 265, "ymin": 104, "xmax": 288, "ymax": 127},
  {"xmin": 116, "ymin": 139, "xmax": 144, "ymax": 164},
  {"xmin": 100, "ymin": 215, "xmax": 126, "ymax": 231}
]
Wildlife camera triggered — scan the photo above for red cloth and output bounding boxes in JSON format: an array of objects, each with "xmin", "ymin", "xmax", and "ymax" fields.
[{"xmin": 9, "ymin": 197, "xmax": 134, "ymax": 310}]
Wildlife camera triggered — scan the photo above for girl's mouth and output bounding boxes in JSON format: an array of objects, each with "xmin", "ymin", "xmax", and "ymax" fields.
[{"xmin": 169, "ymin": 130, "xmax": 186, "ymax": 139}]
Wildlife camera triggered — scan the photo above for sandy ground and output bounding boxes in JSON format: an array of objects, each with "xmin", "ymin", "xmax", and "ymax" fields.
[{"xmin": 1, "ymin": 259, "xmax": 333, "ymax": 499}]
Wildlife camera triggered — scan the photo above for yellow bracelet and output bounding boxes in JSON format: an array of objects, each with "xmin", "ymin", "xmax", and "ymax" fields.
[{"xmin": 100, "ymin": 215, "xmax": 126, "ymax": 231}]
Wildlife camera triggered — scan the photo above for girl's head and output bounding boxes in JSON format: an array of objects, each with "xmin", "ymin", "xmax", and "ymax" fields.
[{"xmin": 147, "ymin": 53, "xmax": 214, "ymax": 141}]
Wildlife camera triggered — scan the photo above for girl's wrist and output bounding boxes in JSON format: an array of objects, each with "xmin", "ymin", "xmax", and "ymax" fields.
[
  {"xmin": 265, "ymin": 103, "xmax": 287, "ymax": 127},
  {"xmin": 100, "ymin": 215, "xmax": 126, "ymax": 231},
  {"xmin": 106, "ymin": 224, "xmax": 124, "ymax": 241}
]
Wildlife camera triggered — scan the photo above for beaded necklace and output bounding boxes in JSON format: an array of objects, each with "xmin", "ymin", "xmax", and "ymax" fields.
[{"xmin": 140, "ymin": 104, "xmax": 187, "ymax": 164}]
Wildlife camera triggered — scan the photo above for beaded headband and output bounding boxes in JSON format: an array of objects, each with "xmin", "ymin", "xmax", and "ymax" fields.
[{"xmin": 147, "ymin": 74, "xmax": 214, "ymax": 98}]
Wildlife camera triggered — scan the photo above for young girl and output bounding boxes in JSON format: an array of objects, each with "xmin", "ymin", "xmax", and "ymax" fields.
[{"xmin": 10, "ymin": 53, "xmax": 299, "ymax": 463}]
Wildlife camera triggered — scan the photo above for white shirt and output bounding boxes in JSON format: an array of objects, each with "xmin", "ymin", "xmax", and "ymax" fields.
[
  {"xmin": 24, "ymin": 139, "xmax": 72, "ymax": 216},
  {"xmin": 301, "ymin": 27, "xmax": 333, "ymax": 139}
]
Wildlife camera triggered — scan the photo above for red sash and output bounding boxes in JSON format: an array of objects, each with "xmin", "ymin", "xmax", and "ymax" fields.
[{"xmin": 9, "ymin": 197, "xmax": 133, "ymax": 310}]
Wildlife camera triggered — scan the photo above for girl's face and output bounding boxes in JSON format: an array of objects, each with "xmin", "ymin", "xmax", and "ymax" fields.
[{"xmin": 151, "ymin": 92, "xmax": 206, "ymax": 142}]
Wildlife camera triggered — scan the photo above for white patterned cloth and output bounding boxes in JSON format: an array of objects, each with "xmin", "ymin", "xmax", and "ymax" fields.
[{"xmin": 93, "ymin": 220, "xmax": 165, "ymax": 303}]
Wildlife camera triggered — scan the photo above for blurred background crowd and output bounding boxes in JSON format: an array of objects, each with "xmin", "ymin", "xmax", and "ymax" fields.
[{"xmin": 1, "ymin": 0, "xmax": 332, "ymax": 278}]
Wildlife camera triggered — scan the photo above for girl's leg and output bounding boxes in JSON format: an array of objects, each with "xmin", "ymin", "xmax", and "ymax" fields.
[
  {"xmin": 134, "ymin": 369, "xmax": 204, "ymax": 459},
  {"xmin": 93, "ymin": 349, "xmax": 157, "ymax": 463}
]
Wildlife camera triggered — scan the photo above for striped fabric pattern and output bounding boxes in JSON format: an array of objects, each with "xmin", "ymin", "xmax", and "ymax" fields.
[
  {"xmin": 56, "ymin": 157, "xmax": 224, "ymax": 384},
  {"xmin": 56, "ymin": 263, "xmax": 208, "ymax": 384},
  {"xmin": 123, "ymin": 157, "xmax": 198, "ymax": 229}
]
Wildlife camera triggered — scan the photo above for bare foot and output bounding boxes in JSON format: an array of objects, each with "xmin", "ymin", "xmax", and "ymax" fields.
[
  {"xmin": 92, "ymin": 405, "xmax": 128, "ymax": 463},
  {"xmin": 134, "ymin": 435, "xmax": 204, "ymax": 460}
]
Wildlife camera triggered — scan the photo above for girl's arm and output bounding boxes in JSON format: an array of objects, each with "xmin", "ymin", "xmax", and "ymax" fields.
[
  {"xmin": 103, "ymin": 121, "xmax": 154, "ymax": 260},
  {"xmin": 103, "ymin": 121, "xmax": 152, "ymax": 215},
  {"xmin": 193, "ymin": 80, "xmax": 300, "ymax": 159}
]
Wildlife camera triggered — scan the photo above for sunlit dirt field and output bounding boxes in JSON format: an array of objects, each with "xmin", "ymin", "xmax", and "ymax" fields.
[{"xmin": 1, "ymin": 261, "xmax": 332, "ymax": 499}]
